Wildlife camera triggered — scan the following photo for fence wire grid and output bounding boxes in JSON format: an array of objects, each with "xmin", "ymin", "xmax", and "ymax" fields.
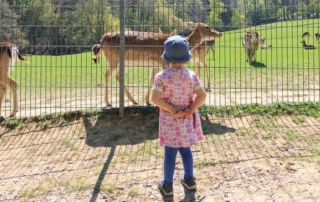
[{"xmin": 1, "ymin": 1, "xmax": 320, "ymax": 118}]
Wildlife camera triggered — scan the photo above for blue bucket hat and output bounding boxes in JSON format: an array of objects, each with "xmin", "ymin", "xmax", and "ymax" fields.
[{"xmin": 161, "ymin": 35, "xmax": 192, "ymax": 63}]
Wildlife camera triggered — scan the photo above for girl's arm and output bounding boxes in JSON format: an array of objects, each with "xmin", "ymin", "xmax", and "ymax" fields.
[
  {"xmin": 185, "ymin": 87, "xmax": 207, "ymax": 115},
  {"xmin": 151, "ymin": 89, "xmax": 185, "ymax": 118}
]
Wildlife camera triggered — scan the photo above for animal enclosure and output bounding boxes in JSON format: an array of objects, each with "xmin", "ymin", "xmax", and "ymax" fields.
[{"xmin": 1, "ymin": 1, "xmax": 320, "ymax": 118}]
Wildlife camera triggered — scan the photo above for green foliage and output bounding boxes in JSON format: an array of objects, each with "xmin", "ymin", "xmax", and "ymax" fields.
[
  {"xmin": 74, "ymin": 0, "xmax": 120, "ymax": 44},
  {"xmin": 153, "ymin": 7, "xmax": 185, "ymax": 33},
  {"xmin": 245, "ymin": 4, "xmax": 279, "ymax": 25},
  {"xmin": 297, "ymin": 0, "xmax": 320, "ymax": 18},
  {"xmin": 2, "ymin": 101, "xmax": 320, "ymax": 130},
  {"xmin": 40, "ymin": 121, "xmax": 49, "ymax": 130},
  {"xmin": 0, "ymin": 0, "xmax": 27, "ymax": 43},
  {"xmin": 2, "ymin": 0, "xmax": 320, "ymax": 55},
  {"xmin": 231, "ymin": 9, "xmax": 245, "ymax": 28},
  {"xmin": 198, "ymin": 101, "xmax": 320, "ymax": 118},
  {"xmin": 209, "ymin": 0, "xmax": 225, "ymax": 25},
  {"xmin": 17, "ymin": 0, "xmax": 54, "ymax": 51},
  {"xmin": 3, "ymin": 118, "xmax": 20, "ymax": 129}
]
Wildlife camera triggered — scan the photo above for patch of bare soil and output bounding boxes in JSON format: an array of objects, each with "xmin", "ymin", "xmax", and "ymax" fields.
[{"xmin": 1, "ymin": 107, "xmax": 320, "ymax": 202}]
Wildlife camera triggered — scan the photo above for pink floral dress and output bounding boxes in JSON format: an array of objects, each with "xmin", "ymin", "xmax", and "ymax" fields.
[{"xmin": 153, "ymin": 67, "xmax": 204, "ymax": 148}]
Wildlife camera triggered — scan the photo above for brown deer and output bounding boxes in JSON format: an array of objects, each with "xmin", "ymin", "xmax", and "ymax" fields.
[
  {"xmin": 92, "ymin": 22, "xmax": 222, "ymax": 106},
  {"xmin": 190, "ymin": 40, "xmax": 215, "ymax": 90},
  {"xmin": 315, "ymin": 32, "xmax": 320, "ymax": 42},
  {"xmin": 300, "ymin": 39, "xmax": 316, "ymax": 49},
  {"xmin": 0, "ymin": 41, "xmax": 27, "ymax": 118},
  {"xmin": 92, "ymin": 28, "xmax": 177, "ymax": 64},
  {"xmin": 242, "ymin": 30, "xmax": 260, "ymax": 63},
  {"xmin": 160, "ymin": 27, "xmax": 216, "ymax": 90}
]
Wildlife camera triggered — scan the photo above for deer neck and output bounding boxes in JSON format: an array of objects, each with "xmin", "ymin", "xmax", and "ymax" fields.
[
  {"xmin": 303, "ymin": 42, "xmax": 307, "ymax": 47},
  {"xmin": 185, "ymin": 30, "xmax": 205, "ymax": 52}
]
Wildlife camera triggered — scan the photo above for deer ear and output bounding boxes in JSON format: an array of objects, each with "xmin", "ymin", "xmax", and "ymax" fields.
[{"xmin": 6, "ymin": 47, "xmax": 12, "ymax": 58}]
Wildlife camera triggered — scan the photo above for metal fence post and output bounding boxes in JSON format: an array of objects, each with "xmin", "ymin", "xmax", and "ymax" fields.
[{"xmin": 119, "ymin": 0, "xmax": 125, "ymax": 118}]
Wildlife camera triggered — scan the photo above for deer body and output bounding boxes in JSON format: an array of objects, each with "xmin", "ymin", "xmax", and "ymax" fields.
[
  {"xmin": 0, "ymin": 41, "xmax": 27, "ymax": 117},
  {"xmin": 300, "ymin": 39, "xmax": 316, "ymax": 49},
  {"xmin": 242, "ymin": 30, "xmax": 260, "ymax": 63},
  {"xmin": 92, "ymin": 23, "xmax": 222, "ymax": 106},
  {"xmin": 158, "ymin": 28, "xmax": 215, "ymax": 90},
  {"xmin": 191, "ymin": 40, "xmax": 215, "ymax": 90},
  {"xmin": 315, "ymin": 32, "xmax": 320, "ymax": 42}
]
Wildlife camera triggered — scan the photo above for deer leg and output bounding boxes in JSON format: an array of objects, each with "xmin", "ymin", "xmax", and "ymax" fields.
[
  {"xmin": 7, "ymin": 78, "xmax": 18, "ymax": 117},
  {"xmin": 0, "ymin": 81, "xmax": 8, "ymax": 117},
  {"xmin": 145, "ymin": 67, "xmax": 160, "ymax": 105},
  {"xmin": 115, "ymin": 67, "xmax": 138, "ymax": 105},
  {"xmin": 203, "ymin": 62, "xmax": 211, "ymax": 90},
  {"xmin": 249, "ymin": 49, "xmax": 253, "ymax": 63},
  {"xmin": 254, "ymin": 47, "xmax": 258, "ymax": 62},
  {"xmin": 195, "ymin": 61, "xmax": 201, "ymax": 77},
  {"xmin": 104, "ymin": 65, "xmax": 118, "ymax": 106}
]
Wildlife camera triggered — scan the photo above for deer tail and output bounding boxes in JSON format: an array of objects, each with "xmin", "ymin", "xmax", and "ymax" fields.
[
  {"xmin": 5, "ymin": 46, "xmax": 28, "ymax": 64},
  {"xmin": 92, "ymin": 43, "xmax": 102, "ymax": 64},
  {"xmin": 17, "ymin": 50, "xmax": 28, "ymax": 63}
]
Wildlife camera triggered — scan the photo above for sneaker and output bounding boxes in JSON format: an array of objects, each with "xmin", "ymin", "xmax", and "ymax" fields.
[
  {"xmin": 158, "ymin": 178, "xmax": 173, "ymax": 196},
  {"xmin": 180, "ymin": 177, "xmax": 197, "ymax": 190}
]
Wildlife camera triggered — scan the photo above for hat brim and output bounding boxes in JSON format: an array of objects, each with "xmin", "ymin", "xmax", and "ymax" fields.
[{"xmin": 161, "ymin": 52, "xmax": 192, "ymax": 63}]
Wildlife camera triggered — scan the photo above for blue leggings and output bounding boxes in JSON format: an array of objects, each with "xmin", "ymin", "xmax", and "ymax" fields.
[{"xmin": 163, "ymin": 146, "xmax": 194, "ymax": 184}]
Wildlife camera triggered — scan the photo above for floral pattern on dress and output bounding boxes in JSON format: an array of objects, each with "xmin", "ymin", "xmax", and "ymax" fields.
[{"xmin": 153, "ymin": 67, "xmax": 204, "ymax": 148}]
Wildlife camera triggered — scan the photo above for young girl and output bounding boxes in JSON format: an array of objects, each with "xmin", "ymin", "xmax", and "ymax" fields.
[{"xmin": 151, "ymin": 35, "xmax": 207, "ymax": 196}]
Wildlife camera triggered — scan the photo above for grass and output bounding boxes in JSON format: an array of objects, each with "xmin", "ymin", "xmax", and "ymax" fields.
[
  {"xmin": 9, "ymin": 18, "xmax": 320, "ymax": 100},
  {"xmin": 285, "ymin": 130, "xmax": 298, "ymax": 140},
  {"xmin": 198, "ymin": 101, "xmax": 320, "ymax": 117},
  {"xmin": 60, "ymin": 138, "xmax": 77, "ymax": 150},
  {"xmin": 128, "ymin": 187, "xmax": 140, "ymax": 197},
  {"xmin": 292, "ymin": 115, "xmax": 305, "ymax": 124},
  {"xmin": 195, "ymin": 160, "xmax": 216, "ymax": 167},
  {"xmin": 19, "ymin": 177, "xmax": 57, "ymax": 198},
  {"xmin": 2, "ymin": 101, "xmax": 320, "ymax": 131}
]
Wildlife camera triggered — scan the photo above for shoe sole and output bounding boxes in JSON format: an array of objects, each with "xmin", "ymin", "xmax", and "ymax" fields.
[
  {"xmin": 180, "ymin": 181, "xmax": 197, "ymax": 190},
  {"xmin": 158, "ymin": 186, "xmax": 174, "ymax": 196}
]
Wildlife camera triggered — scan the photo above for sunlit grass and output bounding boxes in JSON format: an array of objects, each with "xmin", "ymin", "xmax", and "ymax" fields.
[{"xmin": 9, "ymin": 18, "xmax": 320, "ymax": 100}]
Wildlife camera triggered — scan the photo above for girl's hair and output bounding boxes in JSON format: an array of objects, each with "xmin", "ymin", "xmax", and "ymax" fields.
[{"xmin": 171, "ymin": 62, "xmax": 189, "ymax": 66}]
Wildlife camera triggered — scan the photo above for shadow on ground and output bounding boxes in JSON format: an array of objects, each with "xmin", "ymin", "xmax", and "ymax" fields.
[
  {"xmin": 83, "ymin": 107, "xmax": 236, "ymax": 148},
  {"xmin": 83, "ymin": 106, "xmax": 236, "ymax": 202},
  {"xmin": 250, "ymin": 61, "xmax": 267, "ymax": 68}
]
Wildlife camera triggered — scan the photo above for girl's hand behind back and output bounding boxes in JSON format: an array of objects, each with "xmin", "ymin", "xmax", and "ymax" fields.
[
  {"xmin": 171, "ymin": 107, "xmax": 186, "ymax": 119},
  {"xmin": 183, "ymin": 108, "xmax": 192, "ymax": 119}
]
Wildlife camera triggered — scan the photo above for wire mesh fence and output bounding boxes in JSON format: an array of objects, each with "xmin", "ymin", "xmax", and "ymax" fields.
[{"xmin": 1, "ymin": 1, "xmax": 320, "ymax": 118}]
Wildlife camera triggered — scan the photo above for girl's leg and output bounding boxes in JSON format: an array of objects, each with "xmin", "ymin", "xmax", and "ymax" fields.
[
  {"xmin": 163, "ymin": 146, "xmax": 178, "ymax": 184},
  {"xmin": 178, "ymin": 147, "xmax": 194, "ymax": 179}
]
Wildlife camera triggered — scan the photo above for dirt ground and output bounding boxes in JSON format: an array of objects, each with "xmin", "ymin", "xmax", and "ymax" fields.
[{"xmin": 1, "ymin": 107, "xmax": 320, "ymax": 202}]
